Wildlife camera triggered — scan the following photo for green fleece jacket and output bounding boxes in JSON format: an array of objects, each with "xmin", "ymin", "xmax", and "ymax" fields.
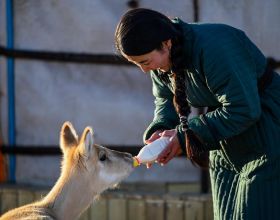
[
  {"xmin": 143, "ymin": 19, "xmax": 280, "ymax": 219},
  {"xmin": 143, "ymin": 19, "xmax": 280, "ymax": 171}
]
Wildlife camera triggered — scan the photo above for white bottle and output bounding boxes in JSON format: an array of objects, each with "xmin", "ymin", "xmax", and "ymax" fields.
[{"xmin": 133, "ymin": 137, "xmax": 170, "ymax": 167}]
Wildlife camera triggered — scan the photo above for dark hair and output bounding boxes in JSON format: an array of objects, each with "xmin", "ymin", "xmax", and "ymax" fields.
[
  {"xmin": 115, "ymin": 8, "xmax": 178, "ymax": 56},
  {"xmin": 170, "ymin": 20, "xmax": 209, "ymax": 169},
  {"xmin": 115, "ymin": 8, "xmax": 208, "ymax": 168},
  {"xmin": 115, "ymin": 8, "xmax": 189, "ymax": 115}
]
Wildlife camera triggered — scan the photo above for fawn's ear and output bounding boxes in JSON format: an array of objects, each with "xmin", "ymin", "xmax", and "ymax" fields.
[
  {"xmin": 79, "ymin": 126, "xmax": 95, "ymax": 158},
  {"xmin": 60, "ymin": 121, "xmax": 78, "ymax": 153}
]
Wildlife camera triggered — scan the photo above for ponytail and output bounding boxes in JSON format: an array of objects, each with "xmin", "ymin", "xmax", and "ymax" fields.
[{"xmin": 171, "ymin": 27, "xmax": 209, "ymax": 168}]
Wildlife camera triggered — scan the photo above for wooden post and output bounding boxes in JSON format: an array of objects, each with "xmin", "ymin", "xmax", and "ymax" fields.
[
  {"xmin": 184, "ymin": 197, "xmax": 204, "ymax": 220},
  {"xmin": 202, "ymin": 194, "xmax": 214, "ymax": 220},
  {"xmin": 166, "ymin": 199, "xmax": 184, "ymax": 220},
  {"xmin": 33, "ymin": 189, "xmax": 48, "ymax": 202},
  {"xmin": 108, "ymin": 194, "xmax": 127, "ymax": 220},
  {"xmin": 146, "ymin": 196, "xmax": 164, "ymax": 220},
  {"xmin": 1, "ymin": 188, "xmax": 18, "ymax": 214},
  {"xmin": 128, "ymin": 194, "xmax": 146, "ymax": 220},
  {"xmin": 89, "ymin": 197, "xmax": 108, "ymax": 220},
  {"xmin": 18, "ymin": 189, "xmax": 34, "ymax": 206}
]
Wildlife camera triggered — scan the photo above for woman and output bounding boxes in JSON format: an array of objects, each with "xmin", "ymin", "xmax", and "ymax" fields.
[{"xmin": 115, "ymin": 8, "xmax": 280, "ymax": 219}]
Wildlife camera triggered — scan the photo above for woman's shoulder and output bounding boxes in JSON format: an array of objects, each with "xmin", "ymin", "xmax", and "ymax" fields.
[
  {"xmin": 174, "ymin": 18, "xmax": 240, "ymax": 32},
  {"xmin": 186, "ymin": 22, "xmax": 248, "ymax": 54},
  {"xmin": 191, "ymin": 23, "xmax": 243, "ymax": 40},
  {"xmin": 175, "ymin": 19, "xmax": 245, "ymax": 51},
  {"xmin": 191, "ymin": 22, "xmax": 237, "ymax": 30}
]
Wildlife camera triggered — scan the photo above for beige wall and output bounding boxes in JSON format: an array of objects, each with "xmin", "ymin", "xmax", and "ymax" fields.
[
  {"xmin": 0, "ymin": 0, "xmax": 198, "ymax": 185},
  {"xmin": 199, "ymin": 0, "xmax": 280, "ymax": 59},
  {"xmin": 0, "ymin": 0, "xmax": 279, "ymax": 186}
]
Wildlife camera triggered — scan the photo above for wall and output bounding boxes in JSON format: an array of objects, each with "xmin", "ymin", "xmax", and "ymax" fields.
[
  {"xmin": 0, "ymin": 0, "xmax": 198, "ymax": 186},
  {"xmin": 0, "ymin": 0, "xmax": 279, "ymax": 186},
  {"xmin": 199, "ymin": 0, "xmax": 280, "ymax": 59}
]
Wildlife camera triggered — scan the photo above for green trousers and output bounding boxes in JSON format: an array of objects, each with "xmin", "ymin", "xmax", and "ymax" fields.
[{"xmin": 210, "ymin": 151, "xmax": 280, "ymax": 220}]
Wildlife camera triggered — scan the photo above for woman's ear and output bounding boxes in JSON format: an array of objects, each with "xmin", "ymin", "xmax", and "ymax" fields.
[{"xmin": 162, "ymin": 39, "xmax": 172, "ymax": 50}]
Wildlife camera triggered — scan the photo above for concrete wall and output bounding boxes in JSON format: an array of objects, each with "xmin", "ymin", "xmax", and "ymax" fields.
[
  {"xmin": 0, "ymin": 0, "xmax": 198, "ymax": 186},
  {"xmin": 0, "ymin": 0, "xmax": 279, "ymax": 186},
  {"xmin": 199, "ymin": 0, "xmax": 280, "ymax": 59}
]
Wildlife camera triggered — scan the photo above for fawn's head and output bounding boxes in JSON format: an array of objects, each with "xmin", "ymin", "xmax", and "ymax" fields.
[{"xmin": 59, "ymin": 121, "xmax": 133, "ymax": 192}]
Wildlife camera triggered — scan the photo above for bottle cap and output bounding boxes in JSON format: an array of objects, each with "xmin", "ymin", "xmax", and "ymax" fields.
[{"xmin": 133, "ymin": 157, "xmax": 140, "ymax": 167}]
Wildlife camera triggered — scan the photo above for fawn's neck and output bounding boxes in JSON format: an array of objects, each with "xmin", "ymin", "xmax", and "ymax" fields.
[{"xmin": 40, "ymin": 170, "xmax": 97, "ymax": 220}]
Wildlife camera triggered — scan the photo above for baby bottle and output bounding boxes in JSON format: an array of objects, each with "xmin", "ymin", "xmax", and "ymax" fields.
[{"xmin": 133, "ymin": 137, "xmax": 170, "ymax": 167}]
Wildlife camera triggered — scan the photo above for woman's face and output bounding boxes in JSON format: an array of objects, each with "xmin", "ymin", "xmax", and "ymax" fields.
[{"xmin": 123, "ymin": 40, "xmax": 172, "ymax": 73}]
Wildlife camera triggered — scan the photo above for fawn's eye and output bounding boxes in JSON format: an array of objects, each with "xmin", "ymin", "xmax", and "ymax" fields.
[{"xmin": 99, "ymin": 152, "xmax": 107, "ymax": 162}]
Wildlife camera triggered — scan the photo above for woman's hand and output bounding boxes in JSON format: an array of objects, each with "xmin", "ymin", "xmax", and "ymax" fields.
[
  {"xmin": 145, "ymin": 130, "xmax": 163, "ymax": 144},
  {"xmin": 156, "ymin": 129, "xmax": 182, "ymax": 165},
  {"xmin": 144, "ymin": 129, "xmax": 182, "ymax": 168}
]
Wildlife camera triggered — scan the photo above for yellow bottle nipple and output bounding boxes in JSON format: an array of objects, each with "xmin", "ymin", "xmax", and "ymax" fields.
[{"xmin": 133, "ymin": 157, "xmax": 140, "ymax": 167}]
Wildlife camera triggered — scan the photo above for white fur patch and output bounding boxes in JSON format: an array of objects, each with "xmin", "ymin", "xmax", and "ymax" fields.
[{"xmin": 98, "ymin": 170, "xmax": 123, "ymax": 184}]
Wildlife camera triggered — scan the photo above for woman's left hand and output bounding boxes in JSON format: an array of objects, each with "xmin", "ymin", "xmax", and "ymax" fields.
[{"xmin": 156, "ymin": 129, "xmax": 182, "ymax": 165}]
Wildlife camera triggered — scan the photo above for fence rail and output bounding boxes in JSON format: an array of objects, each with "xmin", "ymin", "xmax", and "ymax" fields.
[
  {"xmin": 0, "ymin": 46, "xmax": 132, "ymax": 65},
  {"xmin": 0, "ymin": 184, "xmax": 213, "ymax": 220},
  {"xmin": 1, "ymin": 46, "xmax": 280, "ymax": 69}
]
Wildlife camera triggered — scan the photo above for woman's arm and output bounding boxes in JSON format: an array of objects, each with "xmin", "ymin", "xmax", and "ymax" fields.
[
  {"xmin": 143, "ymin": 71, "xmax": 180, "ymax": 142},
  {"xmin": 188, "ymin": 27, "xmax": 265, "ymax": 146}
]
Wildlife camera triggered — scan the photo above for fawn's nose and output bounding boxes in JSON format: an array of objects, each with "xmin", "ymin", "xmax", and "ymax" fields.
[
  {"xmin": 124, "ymin": 152, "xmax": 132, "ymax": 158},
  {"xmin": 123, "ymin": 152, "xmax": 133, "ymax": 162}
]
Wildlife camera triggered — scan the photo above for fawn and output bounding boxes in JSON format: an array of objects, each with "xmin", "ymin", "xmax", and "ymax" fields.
[{"xmin": 0, "ymin": 121, "xmax": 133, "ymax": 220}]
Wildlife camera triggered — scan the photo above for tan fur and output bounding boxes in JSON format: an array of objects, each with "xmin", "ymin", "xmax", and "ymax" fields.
[{"xmin": 0, "ymin": 122, "xmax": 133, "ymax": 220}]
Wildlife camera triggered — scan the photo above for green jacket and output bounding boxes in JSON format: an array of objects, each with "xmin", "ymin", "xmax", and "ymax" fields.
[{"xmin": 143, "ymin": 19, "xmax": 280, "ymax": 171}]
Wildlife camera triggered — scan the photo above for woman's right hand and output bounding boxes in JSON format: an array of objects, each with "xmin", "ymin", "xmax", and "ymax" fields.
[{"xmin": 144, "ymin": 130, "xmax": 163, "ymax": 168}]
